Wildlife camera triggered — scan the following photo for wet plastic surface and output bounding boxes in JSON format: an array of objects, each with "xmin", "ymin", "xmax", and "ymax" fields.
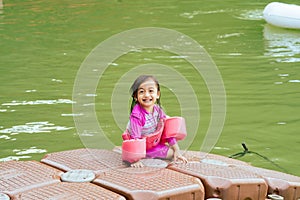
[
  {"xmin": 0, "ymin": 161, "xmax": 62, "ymax": 195},
  {"xmin": 181, "ymin": 150, "xmax": 250, "ymax": 166},
  {"xmin": 11, "ymin": 182, "xmax": 126, "ymax": 200},
  {"xmin": 237, "ymin": 165, "xmax": 300, "ymax": 200},
  {"xmin": 41, "ymin": 148, "xmax": 127, "ymax": 174},
  {"xmin": 1, "ymin": 148, "xmax": 300, "ymax": 200},
  {"xmin": 93, "ymin": 166, "xmax": 205, "ymax": 200},
  {"xmin": 168, "ymin": 161, "xmax": 268, "ymax": 199}
]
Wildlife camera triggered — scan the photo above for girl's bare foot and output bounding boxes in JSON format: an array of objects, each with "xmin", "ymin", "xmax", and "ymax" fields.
[{"xmin": 130, "ymin": 160, "xmax": 144, "ymax": 168}]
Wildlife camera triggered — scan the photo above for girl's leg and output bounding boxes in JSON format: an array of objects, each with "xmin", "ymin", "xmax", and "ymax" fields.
[
  {"xmin": 146, "ymin": 144, "xmax": 170, "ymax": 159},
  {"xmin": 165, "ymin": 147, "xmax": 174, "ymax": 160}
]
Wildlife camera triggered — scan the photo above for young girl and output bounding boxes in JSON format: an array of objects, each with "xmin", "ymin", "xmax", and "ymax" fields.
[{"xmin": 125, "ymin": 75, "xmax": 187, "ymax": 168}]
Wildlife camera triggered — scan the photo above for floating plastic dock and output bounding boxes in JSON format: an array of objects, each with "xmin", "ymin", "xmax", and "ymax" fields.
[{"xmin": 1, "ymin": 148, "xmax": 299, "ymax": 200}]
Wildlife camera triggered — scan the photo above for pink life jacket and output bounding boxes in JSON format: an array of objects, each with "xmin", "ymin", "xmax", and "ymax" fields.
[
  {"xmin": 161, "ymin": 117, "xmax": 187, "ymax": 141},
  {"xmin": 121, "ymin": 117, "xmax": 187, "ymax": 163},
  {"xmin": 121, "ymin": 138, "xmax": 146, "ymax": 163},
  {"xmin": 122, "ymin": 119, "xmax": 164, "ymax": 150}
]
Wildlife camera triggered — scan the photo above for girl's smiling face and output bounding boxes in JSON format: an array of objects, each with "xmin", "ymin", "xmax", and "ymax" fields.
[{"xmin": 136, "ymin": 79, "xmax": 160, "ymax": 112}]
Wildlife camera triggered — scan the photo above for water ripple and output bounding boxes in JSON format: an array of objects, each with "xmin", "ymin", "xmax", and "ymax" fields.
[
  {"xmin": 0, "ymin": 156, "xmax": 31, "ymax": 162},
  {"xmin": 264, "ymin": 24, "xmax": 300, "ymax": 63},
  {"xmin": 180, "ymin": 9, "xmax": 226, "ymax": 19},
  {"xmin": 235, "ymin": 9, "xmax": 264, "ymax": 21},
  {"xmin": 13, "ymin": 146, "xmax": 47, "ymax": 155},
  {"xmin": 1, "ymin": 99, "xmax": 75, "ymax": 106},
  {"xmin": 0, "ymin": 121, "xmax": 73, "ymax": 134}
]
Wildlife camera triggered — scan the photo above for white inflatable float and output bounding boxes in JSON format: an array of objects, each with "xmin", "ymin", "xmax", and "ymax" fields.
[{"xmin": 263, "ymin": 2, "xmax": 300, "ymax": 29}]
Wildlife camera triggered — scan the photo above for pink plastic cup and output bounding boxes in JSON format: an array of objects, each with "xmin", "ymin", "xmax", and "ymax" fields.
[
  {"xmin": 122, "ymin": 138, "xmax": 146, "ymax": 163},
  {"xmin": 162, "ymin": 117, "xmax": 187, "ymax": 141}
]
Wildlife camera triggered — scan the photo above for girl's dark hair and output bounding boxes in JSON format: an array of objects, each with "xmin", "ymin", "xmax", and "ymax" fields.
[{"xmin": 130, "ymin": 75, "xmax": 161, "ymax": 112}]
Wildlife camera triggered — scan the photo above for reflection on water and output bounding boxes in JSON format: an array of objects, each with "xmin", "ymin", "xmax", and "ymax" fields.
[
  {"xmin": 0, "ymin": 134, "xmax": 13, "ymax": 140},
  {"xmin": 0, "ymin": 146, "xmax": 47, "ymax": 162},
  {"xmin": 61, "ymin": 113, "xmax": 83, "ymax": 117},
  {"xmin": 217, "ymin": 32, "xmax": 243, "ymax": 39},
  {"xmin": 0, "ymin": 109, "xmax": 15, "ymax": 113},
  {"xmin": 277, "ymin": 122, "xmax": 286, "ymax": 125},
  {"xmin": 180, "ymin": 9, "xmax": 226, "ymax": 19},
  {"xmin": 263, "ymin": 24, "xmax": 300, "ymax": 63},
  {"xmin": 51, "ymin": 78, "xmax": 63, "ymax": 83},
  {"xmin": 235, "ymin": 9, "xmax": 264, "ymax": 21},
  {"xmin": 0, "ymin": 156, "xmax": 31, "ymax": 162},
  {"xmin": 214, "ymin": 146, "xmax": 230, "ymax": 150},
  {"xmin": 274, "ymin": 72, "xmax": 300, "ymax": 85},
  {"xmin": 180, "ymin": 8, "xmax": 264, "ymax": 21},
  {"xmin": 13, "ymin": 146, "xmax": 47, "ymax": 155},
  {"xmin": 0, "ymin": 121, "xmax": 73, "ymax": 135},
  {"xmin": 1, "ymin": 99, "xmax": 75, "ymax": 106},
  {"xmin": 25, "ymin": 89, "xmax": 37, "ymax": 93},
  {"xmin": 0, "ymin": 146, "xmax": 48, "ymax": 161},
  {"xmin": 289, "ymin": 80, "xmax": 300, "ymax": 83}
]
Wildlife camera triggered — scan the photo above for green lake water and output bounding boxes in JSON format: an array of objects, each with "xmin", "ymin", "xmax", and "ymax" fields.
[{"xmin": 1, "ymin": 0, "xmax": 300, "ymax": 176}]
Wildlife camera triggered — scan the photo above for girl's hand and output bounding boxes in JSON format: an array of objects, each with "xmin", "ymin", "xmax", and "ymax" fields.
[
  {"xmin": 130, "ymin": 160, "xmax": 144, "ymax": 168},
  {"xmin": 173, "ymin": 150, "xmax": 188, "ymax": 163}
]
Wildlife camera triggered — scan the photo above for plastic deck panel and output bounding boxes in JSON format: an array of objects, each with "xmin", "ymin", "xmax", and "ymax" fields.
[
  {"xmin": 10, "ymin": 182, "xmax": 126, "ymax": 200},
  {"xmin": 0, "ymin": 161, "xmax": 62, "ymax": 196},
  {"xmin": 168, "ymin": 161, "xmax": 268, "ymax": 200},
  {"xmin": 93, "ymin": 166, "xmax": 205, "ymax": 200},
  {"xmin": 41, "ymin": 148, "xmax": 127, "ymax": 174},
  {"xmin": 3, "ymin": 148, "xmax": 299, "ymax": 199},
  {"xmin": 181, "ymin": 150, "xmax": 250, "ymax": 166},
  {"xmin": 237, "ymin": 165, "xmax": 300, "ymax": 200}
]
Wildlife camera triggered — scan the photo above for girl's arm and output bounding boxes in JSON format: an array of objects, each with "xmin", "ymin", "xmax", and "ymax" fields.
[
  {"xmin": 129, "ymin": 116, "xmax": 143, "ymax": 139},
  {"xmin": 129, "ymin": 104, "xmax": 145, "ymax": 139},
  {"xmin": 169, "ymin": 141, "xmax": 188, "ymax": 163}
]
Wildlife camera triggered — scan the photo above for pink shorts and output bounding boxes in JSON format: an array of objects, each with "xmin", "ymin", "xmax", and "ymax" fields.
[{"xmin": 146, "ymin": 143, "xmax": 170, "ymax": 159}]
